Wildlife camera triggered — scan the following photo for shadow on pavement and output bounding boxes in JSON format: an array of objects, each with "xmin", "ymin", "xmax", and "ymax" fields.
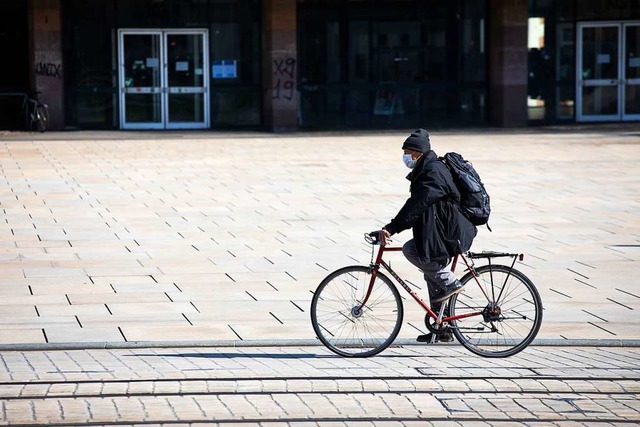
[
  {"xmin": 130, "ymin": 351, "xmax": 426, "ymax": 359},
  {"xmin": 131, "ymin": 352, "xmax": 331, "ymax": 359}
]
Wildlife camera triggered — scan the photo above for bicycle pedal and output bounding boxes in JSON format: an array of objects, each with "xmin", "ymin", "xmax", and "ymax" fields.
[{"xmin": 437, "ymin": 333, "xmax": 454, "ymax": 343}]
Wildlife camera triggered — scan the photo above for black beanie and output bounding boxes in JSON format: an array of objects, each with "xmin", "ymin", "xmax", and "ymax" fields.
[{"xmin": 402, "ymin": 129, "xmax": 431, "ymax": 153}]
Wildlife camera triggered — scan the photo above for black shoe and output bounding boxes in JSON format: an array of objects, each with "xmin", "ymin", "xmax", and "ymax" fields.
[
  {"xmin": 417, "ymin": 333, "xmax": 433, "ymax": 343},
  {"xmin": 431, "ymin": 280, "xmax": 465, "ymax": 303},
  {"xmin": 417, "ymin": 332, "xmax": 454, "ymax": 343},
  {"xmin": 437, "ymin": 331, "xmax": 454, "ymax": 343}
]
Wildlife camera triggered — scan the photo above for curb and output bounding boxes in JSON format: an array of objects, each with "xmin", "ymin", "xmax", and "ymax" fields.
[{"xmin": 1, "ymin": 338, "xmax": 639, "ymax": 351}]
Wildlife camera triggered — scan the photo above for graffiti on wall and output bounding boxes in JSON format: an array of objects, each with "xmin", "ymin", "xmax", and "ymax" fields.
[
  {"xmin": 35, "ymin": 62, "xmax": 62, "ymax": 79},
  {"xmin": 273, "ymin": 57, "xmax": 296, "ymax": 101}
]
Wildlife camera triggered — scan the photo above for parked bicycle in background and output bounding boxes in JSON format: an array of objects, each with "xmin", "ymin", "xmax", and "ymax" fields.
[
  {"xmin": 22, "ymin": 92, "xmax": 49, "ymax": 132},
  {"xmin": 0, "ymin": 92, "xmax": 49, "ymax": 132}
]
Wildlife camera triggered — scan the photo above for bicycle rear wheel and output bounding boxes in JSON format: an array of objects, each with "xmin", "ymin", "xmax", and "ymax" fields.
[
  {"xmin": 311, "ymin": 266, "xmax": 403, "ymax": 357},
  {"xmin": 450, "ymin": 265, "xmax": 542, "ymax": 358},
  {"xmin": 33, "ymin": 104, "xmax": 49, "ymax": 132}
]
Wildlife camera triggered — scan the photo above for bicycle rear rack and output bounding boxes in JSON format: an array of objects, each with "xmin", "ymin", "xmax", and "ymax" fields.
[{"xmin": 467, "ymin": 251, "xmax": 524, "ymax": 261}]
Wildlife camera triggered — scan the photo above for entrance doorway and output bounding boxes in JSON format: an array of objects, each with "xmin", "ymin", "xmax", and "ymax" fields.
[
  {"xmin": 577, "ymin": 22, "xmax": 640, "ymax": 122},
  {"xmin": 118, "ymin": 29, "xmax": 209, "ymax": 129}
]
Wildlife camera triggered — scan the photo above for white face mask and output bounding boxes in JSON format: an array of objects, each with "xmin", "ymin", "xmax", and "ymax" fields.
[{"xmin": 403, "ymin": 153, "xmax": 417, "ymax": 169}]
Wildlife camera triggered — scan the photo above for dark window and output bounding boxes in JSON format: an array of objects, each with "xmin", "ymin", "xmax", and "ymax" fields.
[
  {"xmin": 298, "ymin": 0, "xmax": 487, "ymax": 129},
  {"xmin": 576, "ymin": 0, "xmax": 640, "ymax": 20},
  {"xmin": 115, "ymin": 0, "xmax": 210, "ymax": 28},
  {"xmin": 0, "ymin": 0, "xmax": 30, "ymax": 130},
  {"xmin": 62, "ymin": 0, "xmax": 117, "ymax": 128},
  {"xmin": 528, "ymin": 0, "xmax": 577, "ymax": 122},
  {"xmin": 210, "ymin": 0, "xmax": 262, "ymax": 126}
]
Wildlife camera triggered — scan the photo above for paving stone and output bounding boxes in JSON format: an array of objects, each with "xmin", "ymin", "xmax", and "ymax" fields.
[{"xmin": 44, "ymin": 325, "xmax": 125, "ymax": 343}]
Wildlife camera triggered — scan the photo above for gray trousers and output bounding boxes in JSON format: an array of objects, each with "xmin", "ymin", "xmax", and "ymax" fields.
[{"xmin": 402, "ymin": 239, "xmax": 456, "ymax": 307}]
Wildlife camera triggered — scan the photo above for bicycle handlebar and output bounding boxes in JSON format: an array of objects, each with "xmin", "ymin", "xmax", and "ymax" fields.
[
  {"xmin": 365, "ymin": 231, "xmax": 392, "ymax": 246},
  {"xmin": 365, "ymin": 231, "xmax": 379, "ymax": 245}
]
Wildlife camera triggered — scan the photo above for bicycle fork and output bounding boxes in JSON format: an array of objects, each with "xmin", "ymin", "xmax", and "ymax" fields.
[{"xmin": 358, "ymin": 257, "xmax": 440, "ymax": 323}]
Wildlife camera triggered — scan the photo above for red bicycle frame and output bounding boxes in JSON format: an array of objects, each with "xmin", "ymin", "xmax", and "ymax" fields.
[{"xmin": 357, "ymin": 244, "xmax": 485, "ymax": 325}]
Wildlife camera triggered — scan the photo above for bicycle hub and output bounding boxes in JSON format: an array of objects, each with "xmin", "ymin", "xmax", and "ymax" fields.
[{"xmin": 482, "ymin": 304, "xmax": 502, "ymax": 322}]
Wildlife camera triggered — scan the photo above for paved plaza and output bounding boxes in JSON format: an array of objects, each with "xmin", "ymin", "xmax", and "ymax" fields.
[{"xmin": 0, "ymin": 127, "xmax": 639, "ymax": 346}]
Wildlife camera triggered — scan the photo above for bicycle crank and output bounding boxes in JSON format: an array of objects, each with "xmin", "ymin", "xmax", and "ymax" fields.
[{"xmin": 424, "ymin": 313, "xmax": 451, "ymax": 334}]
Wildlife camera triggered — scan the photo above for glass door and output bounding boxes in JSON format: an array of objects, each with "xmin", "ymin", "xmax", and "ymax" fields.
[
  {"xmin": 577, "ymin": 23, "xmax": 620, "ymax": 121},
  {"xmin": 624, "ymin": 23, "xmax": 640, "ymax": 120},
  {"xmin": 118, "ymin": 29, "xmax": 209, "ymax": 129},
  {"xmin": 165, "ymin": 31, "xmax": 209, "ymax": 129},
  {"xmin": 577, "ymin": 21, "xmax": 640, "ymax": 122},
  {"xmin": 119, "ymin": 31, "xmax": 164, "ymax": 129}
]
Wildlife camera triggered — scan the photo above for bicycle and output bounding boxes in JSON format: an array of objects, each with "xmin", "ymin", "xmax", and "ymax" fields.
[
  {"xmin": 21, "ymin": 92, "xmax": 49, "ymax": 132},
  {"xmin": 310, "ymin": 232, "xmax": 543, "ymax": 358}
]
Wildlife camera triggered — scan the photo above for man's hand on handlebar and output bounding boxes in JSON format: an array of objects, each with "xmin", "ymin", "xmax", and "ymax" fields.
[
  {"xmin": 378, "ymin": 229, "xmax": 391, "ymax": 246},
  {"xmin": 366, "ymin": 229, "xmax": 391, "ymax": 245}
]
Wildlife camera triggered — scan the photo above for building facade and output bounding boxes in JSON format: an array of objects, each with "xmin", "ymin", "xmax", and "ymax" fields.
[{"xmin": 0, "ymin": 0, "xmax": 638, "ymax": 131}]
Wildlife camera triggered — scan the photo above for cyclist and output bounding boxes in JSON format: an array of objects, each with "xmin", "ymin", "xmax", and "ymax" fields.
[{"xmin": 378, "ymin": 128, "xmax": 477, "ymax": 343}]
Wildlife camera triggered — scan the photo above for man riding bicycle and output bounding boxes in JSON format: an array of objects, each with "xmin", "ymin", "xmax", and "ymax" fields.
[{"xmin": 378, "ymin": 129, "xmax": 477, "ymax": 343}]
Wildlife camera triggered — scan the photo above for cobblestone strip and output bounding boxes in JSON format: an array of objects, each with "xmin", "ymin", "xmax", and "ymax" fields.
[
  {"xmin": 3, "ymin": 347, "xmax": 640, "ymax": 384},
  {"xmin": 1, "ymin": 392, "xmax": 638, "ymax": 425},
  {"xmin": 1, "ymin": 377, "xmax": 639, "ymax": 399}
]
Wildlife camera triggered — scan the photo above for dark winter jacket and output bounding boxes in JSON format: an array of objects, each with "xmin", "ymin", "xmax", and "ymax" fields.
[{"xmin": 384, "ymin": 151, "xmax": 477, "ymax": 263}]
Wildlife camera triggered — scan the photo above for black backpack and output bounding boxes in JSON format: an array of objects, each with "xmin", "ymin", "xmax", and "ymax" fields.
[{"xmin": 441, "ymin": 152, "xmax": 491, "ymax": 229}]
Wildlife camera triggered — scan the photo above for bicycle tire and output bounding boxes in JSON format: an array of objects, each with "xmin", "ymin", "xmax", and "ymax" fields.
[
  {"xmin": 33, "ymin": 104, "xmax": 49, "ymax": 133},
  {"xmin": 310, "ymin": 265, "xmax": 403, "ymax": 358},
  {"xmin": 450, "ymin": 264, "xmax": 543, "ymax": 358}
]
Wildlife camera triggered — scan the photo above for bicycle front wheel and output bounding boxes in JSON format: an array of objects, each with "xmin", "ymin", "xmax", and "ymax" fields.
[
  {"xmin": 450, "ymin": 265, "xmax": 542, "ymax": 358},
  {"xmin": 311, "ymin": 266, "xmax": 403, "ymax": 357}
]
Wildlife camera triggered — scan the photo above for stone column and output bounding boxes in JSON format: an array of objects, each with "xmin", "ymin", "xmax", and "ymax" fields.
[
  {"xmin": 488, "ymin": 0, "xmax": 528, "ymax": 127},
  {"xmin": 262, "ymin": 0, "xmax": 297, "ymax": 132},
  {"xmin": 29, "ymin": 0, "xmax": 64, "ymax": 130}
]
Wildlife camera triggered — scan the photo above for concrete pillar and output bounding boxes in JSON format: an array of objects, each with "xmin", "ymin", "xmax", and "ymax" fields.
[
  {"xmin": 262, "ymin": 0, "xmax": 297, "ymax": 132},
  {"xmin": 488, "ymin": 0, "xmax": 528, "ymax": 127},
  {"xmin": 29, "ymin": 0, "xmax": 64, "ymax": 130}
]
